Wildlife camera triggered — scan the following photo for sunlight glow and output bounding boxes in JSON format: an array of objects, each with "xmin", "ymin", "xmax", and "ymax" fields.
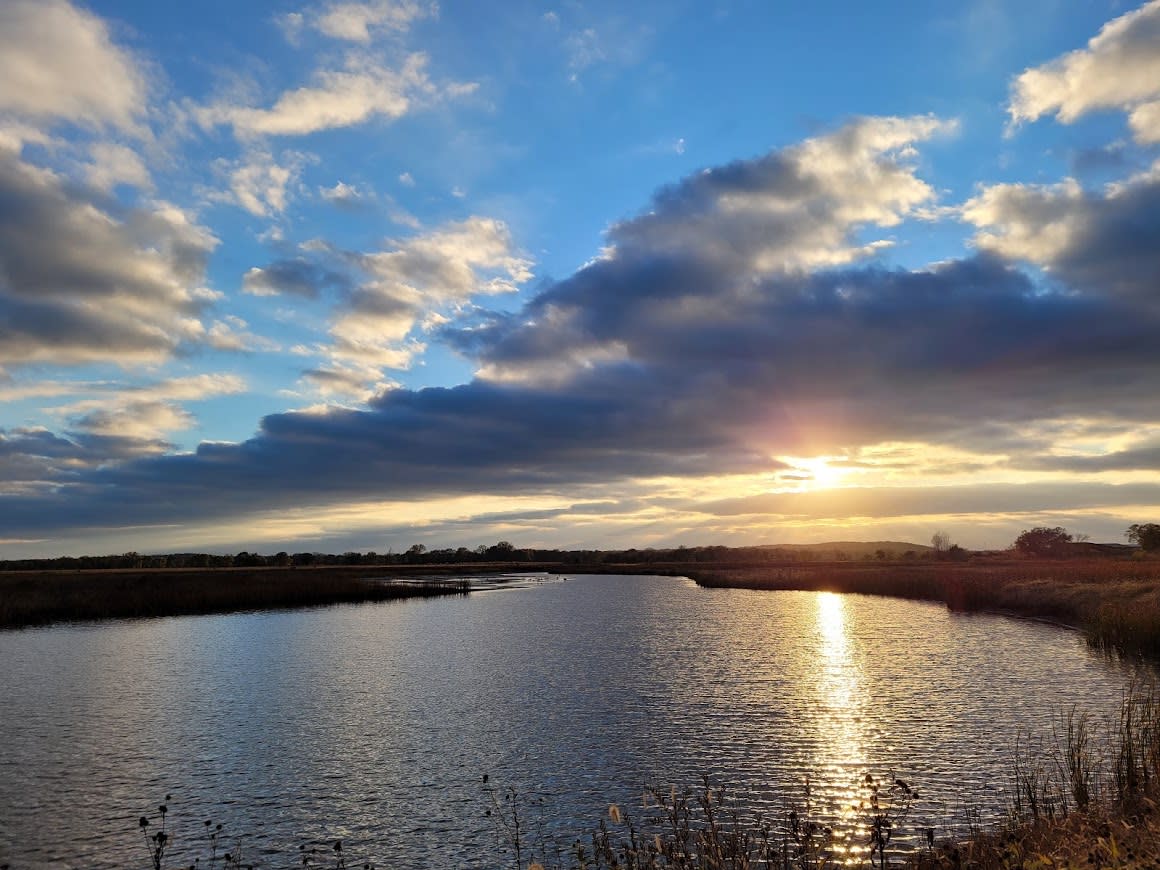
[{"xmin": 813, "ymin": 591, "xmax": 869, "ymax": 839}]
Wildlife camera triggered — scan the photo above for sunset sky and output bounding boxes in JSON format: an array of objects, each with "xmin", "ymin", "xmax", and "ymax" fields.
[{"xmin": 2, "ymin": 0, "xmax": 1159, "ymax": 557}]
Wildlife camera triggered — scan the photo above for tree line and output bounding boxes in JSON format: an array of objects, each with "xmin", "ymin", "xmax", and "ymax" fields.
[
  {"xmin": 2, "ymin": 541, "xmax": 936, "ymax": 572},
  {"xmin": 2, "ymin": 525, "xmax": 1155, "ymax": 572}
]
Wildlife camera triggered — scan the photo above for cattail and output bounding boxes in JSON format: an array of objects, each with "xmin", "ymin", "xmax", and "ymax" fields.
[{"xmin": 608, "ymin": 804, "xmax": 622, "ymax": 824}]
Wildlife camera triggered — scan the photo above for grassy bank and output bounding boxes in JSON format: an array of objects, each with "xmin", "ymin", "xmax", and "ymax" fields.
[
  {"xmin": 687, "ymin": 558, "xmax": 1160, "ymax": 660},
  {"xmin": 0, "ymin": 565, "xmax": 472, "ymax": 629}
]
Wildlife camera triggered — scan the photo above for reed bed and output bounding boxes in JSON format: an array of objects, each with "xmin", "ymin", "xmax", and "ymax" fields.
[
  {"xmin": 0, "ymin": 566, "xmax": 468, "ymax": 629},
  {"xmin": 688, "ymin": 559, "xmax": 1160, "ymax": 660}
]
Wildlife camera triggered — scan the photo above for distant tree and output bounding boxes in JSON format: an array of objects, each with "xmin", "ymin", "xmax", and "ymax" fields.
[
  {"xmin": 1014, "ymin": 526, "xmax": 1073, "ymax": 558},
  {"xmin": 930, "ymin": 531, "xmax": 951, "ymax": 555},
  {"xmin": 875, "ymin": 549, "xmax": 888, "ymax": 561},
  {"xmin": 1126, "ymin": 523, "xmax": 1160, "ymax": 552}
]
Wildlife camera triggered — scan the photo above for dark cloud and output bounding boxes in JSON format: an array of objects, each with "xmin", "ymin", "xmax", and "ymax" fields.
[
  {"xmin": 966, "ymin": 170, "xmax": 1160, "ymax": 305},
  {"xmin": 697, "ymin": 481, "xmax": 1160, "ymax": 521},
  {"xmin": 0, "ymin": 150, "xmax": 216, "ymax": 366},
  {"xmin": 1069, "ymin": 143, "xmax": 1131, "ymax": 176},
  {"xmin": 242, "ymin": 257, "xmax": 353, "ymax": 298},
  {"xmin": 3, "ymin": 118, "xmax": 1160, "ymax": 543},
  {"xmin": 1024, "ymin": 444, "xmax": 1160, "ymax": 473}
]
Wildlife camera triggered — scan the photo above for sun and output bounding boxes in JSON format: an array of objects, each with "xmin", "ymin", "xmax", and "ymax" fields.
[{"xmin": 792, "ymin": 456, "xmax": 847, "ymax": 490}]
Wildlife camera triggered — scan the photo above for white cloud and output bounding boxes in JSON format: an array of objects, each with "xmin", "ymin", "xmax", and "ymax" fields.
[
  {"xmin": 222, "ymin": 150, "xmax": 305, "ymax": 217},
  {"xmin": 200, "ymin": 53, "xmax": 467, "ymax": 138},
  {"xmin": 962, "ymin": 178, "xmax": 1085, "ymax": 264},
  {"xmin": 0, "ymin": 0, "xmax": 148, "ymax": 132},
  {"xmin": 207, "ymin": 316, "xmax": 281, "ymax": 352},
  {"xmin": 313, "ymin": 0, "xmax": 433, "ymax": 43},
  {"xmin": 1009, "ymin": 0, "xmax": 1160, "ymax": 141},
  {"xmin": 320, "ymin": 180, "xmax": 371, "ymax": 207},
  {"xmin": 49, "ymin": 373, "xmax": 246, "ymax": 416},
  {"xmin": 73, "ymin": 400, "xmax": 195, "ymax": 443},
  {"xmin": 318, "ymin": 217, "xmax": 532, "ymax": 387},
  {"xmin": 85, "ymin": 142, "xmax": 153, "ymax": 192},
  {"xmin": 398, "ymin": 171, "xmax": 415, "ymax": 186}
]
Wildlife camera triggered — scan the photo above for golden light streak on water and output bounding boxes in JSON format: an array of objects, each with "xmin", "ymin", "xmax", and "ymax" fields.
[{"xmin": 813, "ymin": 591, "xmax": 872, "ymax": 862}]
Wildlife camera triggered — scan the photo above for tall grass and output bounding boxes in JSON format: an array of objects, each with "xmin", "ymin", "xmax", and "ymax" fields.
[
  {"xmin": 0, "ymin": 567, "xmax": 468, "ymax": 629},
  {"xmin": 689, "ymin": 559, "xmax": 1160, "ymax": 660}
]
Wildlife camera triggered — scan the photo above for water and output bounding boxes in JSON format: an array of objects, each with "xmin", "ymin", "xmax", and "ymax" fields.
[{"xmin": 0, "ymin": 574, "xmax": 1147, "ymax": 868}]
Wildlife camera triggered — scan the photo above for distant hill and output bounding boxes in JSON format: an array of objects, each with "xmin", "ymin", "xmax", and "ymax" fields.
[{"xmin": 757, "ymin": 541, "xmax": 933, "ymax": 559}]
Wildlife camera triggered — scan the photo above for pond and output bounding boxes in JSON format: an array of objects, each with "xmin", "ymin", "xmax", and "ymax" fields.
[{"xmin": 0, "ymin": 574, "xmax": 1146, "ymax": 868}]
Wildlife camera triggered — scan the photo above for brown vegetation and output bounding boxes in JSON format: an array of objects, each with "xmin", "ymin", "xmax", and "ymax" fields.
[
  {"xmin": 0, "ymin": 564, "xmax": 471, "ymax": 629},
  {"xmin": 687, "ymin": 557, "xmax": 1160, "ymax": 660}
]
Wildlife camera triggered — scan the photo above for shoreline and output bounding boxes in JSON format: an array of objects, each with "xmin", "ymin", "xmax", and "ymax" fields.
[
  {"xmin": 682, "ymin": 558, "xmax": 1160, "ymax": 660},
  {"xmin": 6, "ymin": 558, "xmax": 1160, "ymax": 662}
]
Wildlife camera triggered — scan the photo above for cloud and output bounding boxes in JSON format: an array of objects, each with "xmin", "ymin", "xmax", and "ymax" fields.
[
  {"xmin": 0, "ymin": 375, "xmax": 247, "ymax": 485},
  {"xmin": 962, "ymin": 165, "xmax": 1160, "ymax": 304},
  {"xmin": 459, "ymin": 115, "xmax": 956, "ymax": 383},
  {"xmin": 85, "ymin": 142, "xmax": 153, "ymax": 193},
  {"xmin": 316, "ymin": 217, "xmax": 532, "ymax": 381},
  {"xmin": 218, "ymin": 149, "xmax": 307, "ymax": 217},
  {"xmin": 0, "ymin": 0, "xmax": 148, "ymax": 132},
  {"xmin": 0, "ymin": 151, "xmax": 218, "ymax": 367},
  {"xmin": 72, "ymin": 401, "xmax": 195, "ymax": 444},
  {"xmin": 697, "ymin": 481, "xmax": 1160, "ymax": 521},
  {"xmin": 5, "ymin": 115, "xmax": 1160, "ymax": 542},
  {"xmin": 320, "ymin": 180, "xmax": 373, "ymax": 209},
  {"xmin": 1009, "ymin": 0, "xmax": 1160, "ymax": 142},
  {"xmin": 243, "ymin": 257, "xmax": 353, "ymax": 298},
  {"xmin": 311, "ymin": 0, "xmax": 434, "ymax": 43},
  {"xmin": 199, "ymin": 53, "xmax": 468, "ymax": 138}
]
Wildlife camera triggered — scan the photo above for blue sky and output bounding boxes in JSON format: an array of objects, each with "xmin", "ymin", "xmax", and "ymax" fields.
[{"xmin": 2, "ymin": 0, "xmax": 1160, "ymax": 557}]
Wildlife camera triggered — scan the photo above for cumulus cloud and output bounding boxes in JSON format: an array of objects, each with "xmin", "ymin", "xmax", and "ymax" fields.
[
  {"xmin": 963, "ymin": 166, "xmax": 1160, "ymax": 304},
  {"xmin": 1009, "ymin": 0, "xmax": 1160, "ymax": 142},
  {"xmin": 461, "ymin": 115, "xmax": 956, "ymax": 384},
  {"xmin": 0, "ymin": 151, "xmax": 218, "ymax": 367},
  {"xmin": 2, "ymin": 375, "xmax": 247, "ymax": 482},
  {"xmin": 5, "ymin": 113, "xmax": 1160, "ymax": 541},
  {"xmin": 271, "ymin": 217, "xmax": 533, "ymax": 390},
  {"xmin": 0, "ymin": 0, "xmax": 148, "ymax": 132}
]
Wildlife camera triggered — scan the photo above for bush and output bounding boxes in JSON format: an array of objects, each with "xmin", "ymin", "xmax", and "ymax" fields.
[
  {"xmin": 1013, "ymin": 527, "xmax": 1073, "ymax": 558},
  {"xmin": 1126, "ymin": 523, "xmax": 1160, "ymax": 552}
]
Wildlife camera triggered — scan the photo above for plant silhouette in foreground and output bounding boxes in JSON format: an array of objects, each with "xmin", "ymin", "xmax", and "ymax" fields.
[
  {"xmin": 135, "ymin": 798, "xmax": 371, "ymax": 870},
  {"xmin": 484, "ymin": 775, "xmax": 935, "ymax": 869}
]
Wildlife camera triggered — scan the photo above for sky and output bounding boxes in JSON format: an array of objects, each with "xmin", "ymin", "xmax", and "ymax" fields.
[{"xmin": 2, "ymin": 0, "xmax": 1160, "ymax": 558}]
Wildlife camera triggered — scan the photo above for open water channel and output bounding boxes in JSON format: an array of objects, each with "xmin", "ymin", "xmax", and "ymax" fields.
[{"xmin": 0, "ymin": 574, "xmax": 1149, "ymax": 868}]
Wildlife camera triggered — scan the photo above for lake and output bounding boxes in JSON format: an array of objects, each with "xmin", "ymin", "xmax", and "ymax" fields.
[{"xmin": 0, "ymin": 574, "xmax": 1147, "ymax": 868}]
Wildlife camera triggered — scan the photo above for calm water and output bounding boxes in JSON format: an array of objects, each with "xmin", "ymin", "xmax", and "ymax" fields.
[{"xmin": 0, "ymin": 575, "xmax": 1148, "ymax": 868}]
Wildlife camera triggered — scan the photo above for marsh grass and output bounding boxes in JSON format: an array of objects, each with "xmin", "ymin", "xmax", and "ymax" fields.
[
  {"xmin": 0, "ymin": 567, "xmax": 468, "ymax": 629},
  {"xmin": 481, "ymin": 776, "xmax": 935, "ymax": 870},
  {"xmin": 689, "ymin": 559, "xmax": 1160, "ymax": 660},
  {"xmin": 913, "ymin": 687, "xmax": 1160, "ymax": 868}
]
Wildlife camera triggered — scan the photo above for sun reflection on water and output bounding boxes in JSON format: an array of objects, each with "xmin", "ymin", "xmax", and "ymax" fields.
[{"xmin": 813, "ymin": 592, "xmax": 871, "ymax": 858}]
